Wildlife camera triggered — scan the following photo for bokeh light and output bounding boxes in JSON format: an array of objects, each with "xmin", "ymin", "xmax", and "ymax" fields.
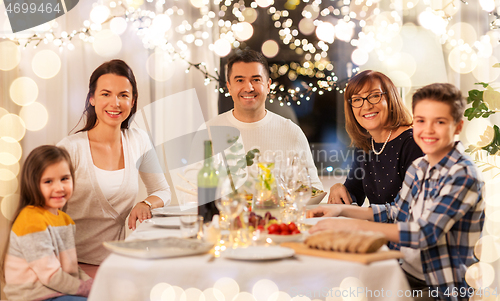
[
  {"xmin": 242, "ymin": 8, "xmax": 258, "ymax": 23},
  {"xmin": 179, "ymin": 288, "xmax": 203, "ymax": 301},
  {"xmin": 340, "ymin": 277, "xmax": 367, "ymax": 301},
  {"xmin": 464, "ymin": 117, "xmax": 492, "ymax": 146},
  {"xmin": 19, "ymin": 102, "xmax": 49, "ymax": 131},
  {"xmin": 32, "ymin": 50, "xmax": 61, "ymax": 79},
  {"xmin": 480, "ymin": 0, "xmax": 496, "ymax": 12},
  {"xmin": 298, "ymin": 18, "xmax": 315, "ymax": 35},
  {"xmin": 90, "ymin": 5, "xmax": 110, "ymax": 24},
  {"xmin": 472, "ymin": 57, "xmax": 500, "ymax": 83},
  {"xmin": 150, "ymin": 283, "xmax": 171, "ymax": 301},
  {"xmin": 233, "ymin": 292, "xmax": 257, "ymax": 301},
  {"xmin": 384, "ymin": 52, "xmax": 416, "ymax": 78},
  {"xmin": 161, "ymin": 285, "xmax": 184, "ymax": 301},
  {"xmin": 93, "ymin": 30, "xmax": 122, "ymax": 57},
  {"xmin": 335, "ymin": 20, "xmax": 354, "ymax": 42},
  {"xmin": 214, "ymin": 277, "xmax": 239, "ymax": 301},
  {"xmin": 351, "ymin": 48, "xmax": 369, "ymax": 66},
  {"xmin": 146, "ymin": 52, "xmax": 175, "ymax": 82},
  {"xmin": 233, "ymin": 22, "xmax": 254, "ymax": 41},
  {"xmin": 0, "ymin": 108, "xmax": 8, "ymax": 119},
  {"xmin": 110, "ymin": 17, "xmax": 128, "ymax": 35},
  {"xmin": 0, "ymin": 41, "xmax": 21, "ymax": 71},
  {"xmin": 256, "ymin": 0, "xmax": 273, "ymax": 8},
  {"xmin": 0, "ymin": 114, "xmax": 26, "ymax": 141},
  {"xmin": 448, "ymin": 46, "xmax": 477, "ymax": 74},
  {"xmin": 190, "ymin": 0, "xmax": 205, "ymax": 8},
  {"xmin": 268, "ymin": 291, "xmax": 292, "ymax": 301},
  {"xmin": 262, "ymin": 40, "xmax": 279, "ymax": 58},
  {"xmin": 0, "ymin": 137, "xmax": 22, "ymax": 166},
  {"xmin": 485, "ymin": 210, "xmax": 500, "ymax": 237},
  {"xmin": 1, "ymin": 194, "xmax": 19, "ymax": 220},
  {"xmin": 474, "ymin": 235, "xmax": 500, "ymax": 263},
  {"xmin": 316, "ymin": 22, "xmax": 335, "ymax": 44},
  {"xmin": 213, "ymin": 38, "xmax": 232, "ymax": 57},
  {"xmin": 0, "ymin": 161, "xmax": 19, "ymax": 178},
  {"xmin": 203, "ymin": 288, "xmax": 225, "ymax": 301},
  {"xmin": 10, "ymin": 77, "xmax": 38, "ymax": 106},
  {"xmin": 0, "ymin": 169, "xmax": 16, "ymax": 181},
  {"xmin": 0, "ymin": 177, "xmax": 18, "ymax": 197},
  {"xmin": 465, "ymin": 262, "xmax": 495, "ymax": 289},
  {"xmin": 418, "ymin": 10, "xmax": 448, "ymax": 35},
  {"xmin": 252, "ymin": 279, "xmax": 279, "ymax": 301},
  {"xmin": 303, "ymin": 4, "xmax": 319, "ymax": 19},
  {"xmin": 449, "ymin": 22, "xmax": 477, "ymax": 46}
]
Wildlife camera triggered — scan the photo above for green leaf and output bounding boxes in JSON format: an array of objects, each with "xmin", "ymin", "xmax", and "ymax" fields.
[
  {"xmin": 475, "ymin": 82, "xmax": 490, "ymax": 88},
  {"xmin": 230, "ymin": 143, "xmax": 243, "ymax": 152},
  {"xmin": 493, "ymin": 63, "xmax": 500, "ymax": 68},
  {"xmin": 227, "ymin": 136, "xmax": 238, "ymax": 144},
  {"xmin": 225, "ymin": 154, "xmax": 238, "ymax": 160},
  {"xmin": 469, "ymin": 90, "xmax": 483, "ymax": 102},
  {"xmin": 464, "ymin": 107, "xmax": 474, "ymax": 117},
  {"xmin": 237, "ymin": 159, "xmax": 247, "ymax": 168}
]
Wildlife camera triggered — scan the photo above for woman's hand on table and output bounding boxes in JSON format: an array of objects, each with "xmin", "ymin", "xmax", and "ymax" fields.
[
  {"xmin": 328, "ymin": 183, "xmax": 353, "ymax": 204},
  {"xmin": 128, "ymin": 201, "xmax": 152, "ymax": 230}
]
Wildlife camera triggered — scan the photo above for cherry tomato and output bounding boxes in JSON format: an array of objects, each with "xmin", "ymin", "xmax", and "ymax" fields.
[
  {"xmin": 279, "ymin": 223, "xmax": 288, "ymax": 232},
  {"xmin": 268, "ymin": 224, "xmax": 280, "ymax": 234},
  {"xmin": 288, "ymin": 222, "xmax": 297, "ymax": 231},
  {"xmin": 281, "ymin": 230, "xmax": 290, "ymax": 235},
  {"xmin": 291, "ymin": 229, "xmax": 301, "ymax": 235}
]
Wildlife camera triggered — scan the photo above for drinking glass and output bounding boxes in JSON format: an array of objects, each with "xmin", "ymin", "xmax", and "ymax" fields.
[
  {"xmin": 216, "ymin": 177, "xmax": 246, "ymax": 244},
  {"xmin": 290, "ymin": 167, "xmax": 312, "ymax": 226},
  {"xmin": 179, "ymin": 215, "xmax": 204, "ymax": 239}
]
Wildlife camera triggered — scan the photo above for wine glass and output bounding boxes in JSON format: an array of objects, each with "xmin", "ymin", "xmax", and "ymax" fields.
[
  {"xmin": 290, "ymin": 167, "xmax": 312, "ymax": 226},
  {"xmin": 216, "ymin": 177, "xmax": 246, "ymax": 244}
]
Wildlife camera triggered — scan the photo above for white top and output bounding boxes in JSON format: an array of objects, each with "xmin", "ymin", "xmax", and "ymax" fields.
[
  {"xmin": 400, "ymin": 165, "xmax": 432, "ymax": 280},
  {"xmin": 94, "ymin": 166, "xmax": 125, "ymax": 204},
  {"xmin": 206, "ymin": 110, "xmax": 323, "ymax": 190},
  {"xmin": 57, "ymin": 127, "xmax": 171, "ymax": 264}
]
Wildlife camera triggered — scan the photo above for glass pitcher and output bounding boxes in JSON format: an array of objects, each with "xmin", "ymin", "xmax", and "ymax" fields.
[{"xmin": 252, "ymin": 152, "xmax": 280, "ymax": 216}]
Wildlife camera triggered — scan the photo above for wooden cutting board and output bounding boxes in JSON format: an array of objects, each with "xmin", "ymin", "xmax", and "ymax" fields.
[{"xmin": 280, "ymin": 242, "xmax": 403, "ymax": 264}]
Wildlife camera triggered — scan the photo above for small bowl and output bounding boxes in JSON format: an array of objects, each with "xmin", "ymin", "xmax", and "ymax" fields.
[
  {"xmin": 307, "ymin": 191, "xmax": 327, "ymax": 205},
  {"xmin": 265, "ymin": 233, "xmax": 305, "ymax": 243}
]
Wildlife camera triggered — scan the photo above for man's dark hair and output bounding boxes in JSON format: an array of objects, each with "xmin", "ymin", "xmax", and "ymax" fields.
[{"xmin": 226, "ymin": 49, "xmax": 270, "ymax": 81}]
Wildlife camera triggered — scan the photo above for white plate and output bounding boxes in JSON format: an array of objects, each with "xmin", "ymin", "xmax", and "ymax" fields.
[
  {"xmin": 303, "ymin": 216, "xmax": 349, "ymax": 226},
  {"xmin": 223, "ymin": 246, "xmax": 295, "ymax": 261},
  {"xmin": 266, "ymin": 233, "xmax": 305, "ymax": 243},
  {"xmin": 307, "ymin": 191, "xmax": 327, "ymax": 205},
  {"xmin": 146, "ymin": 218, "xmax": 181, "ymax": 230},
  {"xmin": 152, "ymin": 205, "xmax": 197, "ymax": 217},
  {"xmin": 103, "ymin": 237, "xmax": 213, "ymax": 259}
]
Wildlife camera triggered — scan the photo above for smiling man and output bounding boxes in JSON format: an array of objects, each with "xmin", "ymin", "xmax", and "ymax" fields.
[{"xmin": 207, "ymin": 49, "xmax": 323, "ymax": 190}]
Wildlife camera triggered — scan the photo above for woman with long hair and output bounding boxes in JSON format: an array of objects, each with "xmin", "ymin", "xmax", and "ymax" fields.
[
  {"xmin": 328, "ymin": 70, "xmax": 423, "ymax": 205},
  {"xmin": 58, "ymin": 60, "xmax": 171, "ymax": 276}
]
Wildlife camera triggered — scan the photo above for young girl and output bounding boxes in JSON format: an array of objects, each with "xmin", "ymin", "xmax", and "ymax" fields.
[{"xmin": 1, "ymin": 145, "xmax": 93, "ymax": 301}]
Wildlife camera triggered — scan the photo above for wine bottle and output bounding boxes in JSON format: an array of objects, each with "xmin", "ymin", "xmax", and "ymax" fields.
[{"xmin": 198, "ymin": 140, "xmax": 219, "ymax": 223}]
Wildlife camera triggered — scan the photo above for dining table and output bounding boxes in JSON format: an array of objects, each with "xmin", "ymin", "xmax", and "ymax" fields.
[{"xmin": 88, "ymin": 206, "xmax": 412, "ymax": 301}]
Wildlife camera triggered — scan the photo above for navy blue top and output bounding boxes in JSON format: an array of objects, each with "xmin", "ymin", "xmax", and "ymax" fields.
[{"xmin": 344, "ymin": 128, "xmax": 423, "ymax": 205}]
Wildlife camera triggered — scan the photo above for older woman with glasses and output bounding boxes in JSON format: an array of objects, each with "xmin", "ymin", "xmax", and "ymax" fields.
[{"xmin": 328, "ymin": 70, "xmax": 423, "ymax": 205}]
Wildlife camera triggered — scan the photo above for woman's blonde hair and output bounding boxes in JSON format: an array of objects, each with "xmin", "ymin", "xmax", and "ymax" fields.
[
  {"xmin": 344, "ymin": 70, "xmax": 413, "ymax": 152},
  {"xmin": 1, "ymin": 145, "xmax": 74, "ymax": 282}
]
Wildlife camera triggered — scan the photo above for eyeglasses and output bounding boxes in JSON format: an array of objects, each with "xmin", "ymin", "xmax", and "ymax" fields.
[{"xmin": 348, "ymin": 92, "xmax": 386, "ymax": 108}]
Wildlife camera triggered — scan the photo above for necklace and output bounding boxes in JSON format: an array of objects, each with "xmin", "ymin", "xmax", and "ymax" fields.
[{"xmin": 371, "ymin": 130, "xmax": 393, "ymax": 155}]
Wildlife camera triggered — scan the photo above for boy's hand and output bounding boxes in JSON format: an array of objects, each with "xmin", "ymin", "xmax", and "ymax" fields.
[
  {"xmin": 306, "ymin": 205, "xmax": 342, "ymax": 218},
  {"xmin": 328, "ymin": 183, "xmax": 353, "ymax": 204},
  {"xmin": 308, "ymin": 219, "xmax": 360, "ymax": 234}
]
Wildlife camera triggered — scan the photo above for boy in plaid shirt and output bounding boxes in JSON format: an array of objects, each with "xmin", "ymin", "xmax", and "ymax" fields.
[{"xmin": 308, "ymin": 83, "xmax": 484, "ymax": 301}]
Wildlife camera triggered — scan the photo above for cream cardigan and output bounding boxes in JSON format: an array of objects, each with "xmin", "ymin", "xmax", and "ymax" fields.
[{"xmin": 58, "ymin": 128, "xmax": 171, "ymax": 264}]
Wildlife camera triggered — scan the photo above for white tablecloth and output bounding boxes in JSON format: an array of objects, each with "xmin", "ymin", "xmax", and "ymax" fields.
[{"xmin": 89, "ymin": 213, "xmax": 412, "ymax": 301}]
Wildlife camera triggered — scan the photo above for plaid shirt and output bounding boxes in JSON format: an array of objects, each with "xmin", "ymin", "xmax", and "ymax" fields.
[{"xmin": 372, "ymin": 142, "xmax": 484, "ymax": 301}]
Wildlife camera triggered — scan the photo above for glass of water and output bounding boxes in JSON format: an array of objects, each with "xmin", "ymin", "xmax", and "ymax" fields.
[{"xmin": 179, "ymin": 215, "xmax": 203, "ymax": 239}]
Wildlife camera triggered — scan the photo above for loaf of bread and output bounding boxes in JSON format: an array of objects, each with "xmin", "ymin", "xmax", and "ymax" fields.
[{"xmin": 305, "ymin": 230, "xmax": 387, "ymax": 254}]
